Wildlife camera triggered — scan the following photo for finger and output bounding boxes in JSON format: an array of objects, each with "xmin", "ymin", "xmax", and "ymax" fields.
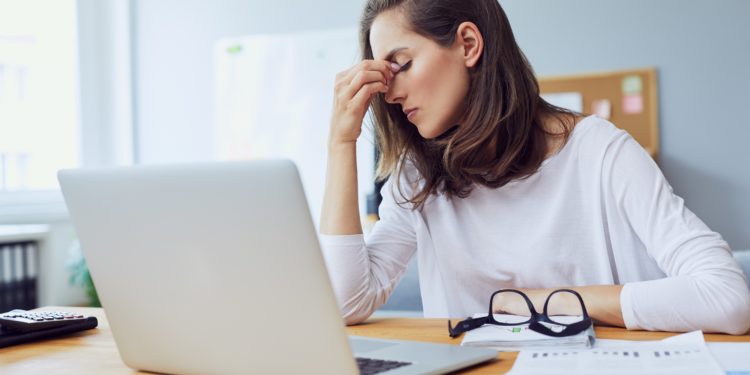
[
  {"xmin": 350, "ymin": 81, "xmax": 388, "ymax": 112},
  {"xmin": 334, "ymin": 66, "xmax": 357, "ymax": 89},
  {"xmin": 362, "ymin": 59, "xmax": 395, "ymax": 81},
  {"xmin": 339, "ymin": 60, "xmax": 393, "ymax": 88},
  {"xmin": 341, "ymin": 70, "xmax": 389, "ymax": 100},
  {"xmin": 336, "ymin": 70, "xmax": 388, "ymax": 99}
]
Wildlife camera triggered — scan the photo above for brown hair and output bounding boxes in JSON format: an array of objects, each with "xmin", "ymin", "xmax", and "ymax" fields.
[{"xmin": 361, "ymin": 0, "xmax": 577, "ymax": 210}]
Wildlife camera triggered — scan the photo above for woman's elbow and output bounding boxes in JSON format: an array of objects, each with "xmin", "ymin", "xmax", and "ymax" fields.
[
  {"xmin": 339, "ymin": 292, "xmax": 380, "ymax": 326},
  {"xmin": 342, "ymin": 308, "xmax": 372, "ymax": 326},
  {"xmin": 717, "ymin": 292, "xmax": 750, "ymax": 335},
  {"xmin": 705, "ymin": 281, "xmax": 750, "ymax": 335}
]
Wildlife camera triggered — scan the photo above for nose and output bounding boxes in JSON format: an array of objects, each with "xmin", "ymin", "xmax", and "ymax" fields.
[{"xmin": 384, "ymin": 79, "xmax": 405, "ymax": 105}]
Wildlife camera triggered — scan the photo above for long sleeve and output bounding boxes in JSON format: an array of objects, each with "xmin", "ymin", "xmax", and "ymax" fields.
[
  {"xmin": 320, "ymin": 175, "xmax": 418, "ymax": 325},
  {"xmin": 605, "ymin": 133, "xmax": 750, "ymax": 334}
]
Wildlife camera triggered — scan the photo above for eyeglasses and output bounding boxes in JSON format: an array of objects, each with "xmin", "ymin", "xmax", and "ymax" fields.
[{"xmin": 447, "ymin": 289, "xmax": 591, "ymax": 338}]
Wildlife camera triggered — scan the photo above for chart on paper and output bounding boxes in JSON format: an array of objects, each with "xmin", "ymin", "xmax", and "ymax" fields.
[{"xmin": 510, "ymin": 344, "xmax": 724, "ymax": 374}]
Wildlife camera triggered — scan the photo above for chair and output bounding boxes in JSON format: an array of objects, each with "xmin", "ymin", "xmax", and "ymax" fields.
[{"xmin": 378, "ymin": 257, "xmax": 422, "ymax": 313}]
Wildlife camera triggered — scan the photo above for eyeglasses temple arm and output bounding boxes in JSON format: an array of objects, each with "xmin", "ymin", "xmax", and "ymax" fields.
[{"xmin": 448, "ymin": 316, "xmax": 488, "ymax": 338}]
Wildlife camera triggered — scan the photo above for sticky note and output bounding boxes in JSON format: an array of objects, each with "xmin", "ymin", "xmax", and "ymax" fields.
[
  {"xmin": 622, "ymin": 75, "xmax": 642, "ymax": 94},
  {"xmin": 227, "ymin": 45, "xmax": 243, "ymax": 54},
  {"xmin": 592, "ymin": 99, "xmax": 611, "ymax": 119},
  {"xmin": 622, "ymin": 94, "xmax": 644, "ymax": 114}
]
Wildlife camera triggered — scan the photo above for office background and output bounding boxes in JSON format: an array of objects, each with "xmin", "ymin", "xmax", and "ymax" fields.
[
  {"xmin": 1, "ymin": 0, "xmax": 749, "ymax": 308},
  {"xmin": 132, "ymin": 0, "xmax": 750, "ymax": 248}
]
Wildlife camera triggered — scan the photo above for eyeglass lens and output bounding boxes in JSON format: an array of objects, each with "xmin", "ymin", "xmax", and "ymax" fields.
[
  {"xmin": 543, "ymin": 290, "xmax": 585, "ymax": 326},
  {"xmin": 490, "ymin": 291, "xmax": 534, "ymax": 323}
]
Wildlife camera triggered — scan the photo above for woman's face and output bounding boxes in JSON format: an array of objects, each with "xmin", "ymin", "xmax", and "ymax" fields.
[{"xmin": 370, "ymin": 10, "xmax": 471, "ymax": 139}]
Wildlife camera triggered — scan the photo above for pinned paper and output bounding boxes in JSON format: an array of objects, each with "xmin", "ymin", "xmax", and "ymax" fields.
[
  {"xmin": 622, "ymin": 94, "xmax": 643, "ymax": 114},
  {"xmin": 621, "ymin": 75, "xmax": 643, "ymax": 94},
  {"xmin": 541, "ymin": 92, "xmax": 583, "ymax": 112},
  {"xmin": 591, "ymin": 99, "xmax": 611, "ymax": 119}
]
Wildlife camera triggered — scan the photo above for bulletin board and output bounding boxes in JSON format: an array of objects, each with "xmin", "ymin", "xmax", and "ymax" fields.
[{"xmin": 539, "ymin": 68, "xmax": 660, "ymax": 160}]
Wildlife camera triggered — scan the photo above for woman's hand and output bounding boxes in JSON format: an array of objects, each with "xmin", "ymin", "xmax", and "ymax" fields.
[{"xmin": 329, "ymin": 60, "xmax": 398, "ymax": 145}]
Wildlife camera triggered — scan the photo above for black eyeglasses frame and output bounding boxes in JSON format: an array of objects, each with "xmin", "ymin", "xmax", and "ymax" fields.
[{"xmin": 447, "ymin": 288, "xmax": 591, "ymax": 338}]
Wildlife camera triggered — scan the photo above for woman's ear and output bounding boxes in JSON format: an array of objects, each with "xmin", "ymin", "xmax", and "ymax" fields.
[{"xmin": 455, "ymin": 21, "xmax": 484, "ymax": 68}]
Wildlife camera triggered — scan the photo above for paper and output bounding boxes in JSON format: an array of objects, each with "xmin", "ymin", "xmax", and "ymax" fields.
[
  {"xmin": 592, "ymin": 99, "xmax": 611, "ymax": 119},
  {"xmin": 509, "ymin": 331, "xmax": 725, "ymax": 375},
  {"xmin": 596, "ymin": 331, "xmax": 750, "ymax": 374},
  {"xmin": 622, "ymin": 94, "xmax": 644, "ymax": 114},
  {"xmin": 541, "ymin": 92, "xmax": 583, "ymax": 113},
  {"xmin": 509, "ymin": 345, "xmax": 724, "ymax": 375},
  {"xmin": 707, "ymin": 342, "xmax": 750, "ymax": 374}
]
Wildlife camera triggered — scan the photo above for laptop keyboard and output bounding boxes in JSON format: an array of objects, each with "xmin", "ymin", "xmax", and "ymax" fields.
[{"xmin": 356, "ymin": 357, "xmax": 412, "ymax": 374}]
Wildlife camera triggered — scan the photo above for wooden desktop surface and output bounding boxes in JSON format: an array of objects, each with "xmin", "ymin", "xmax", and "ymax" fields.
[{"xmin": 1, "ymin": 307, "xmax": 749, "ymax": 374}]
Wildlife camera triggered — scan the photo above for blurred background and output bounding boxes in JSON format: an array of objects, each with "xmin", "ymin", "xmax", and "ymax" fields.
[{"xmin": 0, "ymin": 0, "xmax": 748, "ymax": 314}]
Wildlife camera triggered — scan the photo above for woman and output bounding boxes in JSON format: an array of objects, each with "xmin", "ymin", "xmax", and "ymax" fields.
[{"xmin": 319, "ymin": 0, "xmax": 750, "ymax": 334}]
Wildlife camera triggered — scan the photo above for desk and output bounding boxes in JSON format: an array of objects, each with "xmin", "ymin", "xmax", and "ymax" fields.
[{"xmin": 1, "ymin": 307, "xmax": 749, "ymax": 374}]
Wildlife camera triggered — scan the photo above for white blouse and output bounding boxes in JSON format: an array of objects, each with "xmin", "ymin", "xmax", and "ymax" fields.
[{"xmin": 320, "ymin": 115, "xmax": 750, "ymax": 334}]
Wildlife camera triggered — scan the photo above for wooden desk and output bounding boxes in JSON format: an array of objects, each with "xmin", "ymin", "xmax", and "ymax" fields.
[{"xmin": 2, "ymin": 307, "xmax": 749, "ymax": 374}]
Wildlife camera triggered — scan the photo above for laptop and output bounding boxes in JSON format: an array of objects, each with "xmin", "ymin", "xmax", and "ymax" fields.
[{"xmin": 58, "ymin": 159, "xmax": 497, "ymax": 375}]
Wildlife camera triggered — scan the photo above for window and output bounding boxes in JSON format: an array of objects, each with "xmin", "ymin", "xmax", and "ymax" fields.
[{"xmin": 0, "ymin": 0, "xmax": 79, "ymax": 192}]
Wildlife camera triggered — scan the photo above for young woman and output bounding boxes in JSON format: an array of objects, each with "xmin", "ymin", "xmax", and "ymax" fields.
[{"xmin": 319, "ymin": 0, "xmax": 750, "ymax": 334}]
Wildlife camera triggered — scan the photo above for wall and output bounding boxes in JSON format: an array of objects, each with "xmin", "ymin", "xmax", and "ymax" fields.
[{"xmin": 131, "ymin": 0, "xmax": 750, "ymax": 249}]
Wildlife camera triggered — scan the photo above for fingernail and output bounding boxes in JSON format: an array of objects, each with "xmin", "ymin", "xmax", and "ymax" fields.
[{"xmin": 390, "ymin": 62, "xmax": 401, "ymax": 72}]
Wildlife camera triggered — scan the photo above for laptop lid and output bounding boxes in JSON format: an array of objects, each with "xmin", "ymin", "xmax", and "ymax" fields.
[{"xmin": 58, "ymin": 160, "xmax": 358, "ymax": 374}]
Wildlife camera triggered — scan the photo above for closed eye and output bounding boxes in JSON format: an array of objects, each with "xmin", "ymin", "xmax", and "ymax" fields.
[{"xmin": 398, "ymin": 60, "xmax": 412, "ymax": 73}]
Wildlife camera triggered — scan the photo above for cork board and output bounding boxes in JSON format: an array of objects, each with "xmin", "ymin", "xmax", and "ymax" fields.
[{"xmin": 539, "ymin": 68, "xmax": 660, "ymax": 160}]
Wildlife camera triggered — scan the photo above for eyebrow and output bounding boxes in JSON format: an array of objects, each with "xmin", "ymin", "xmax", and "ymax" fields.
[{"xmin": 383, "ymin": 47, "xmax": 408, "ymax": 62}]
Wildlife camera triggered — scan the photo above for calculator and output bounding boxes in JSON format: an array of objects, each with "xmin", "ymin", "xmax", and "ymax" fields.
[{"xmin": 0, "ymin": 309, "xmax": 95, "ymax": 333}]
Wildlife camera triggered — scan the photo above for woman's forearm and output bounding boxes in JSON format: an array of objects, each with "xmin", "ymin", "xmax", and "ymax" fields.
[
  {"xmin": 495, "ymin": 285, "xmax": 625, "ymax": 327},
  {"xmin": 320, "ymin": 141, "xmax": 362, "ymax": 235},
  {"xmin": 531, "ymin": 285, "xmax": 624, "ymax": 327}
]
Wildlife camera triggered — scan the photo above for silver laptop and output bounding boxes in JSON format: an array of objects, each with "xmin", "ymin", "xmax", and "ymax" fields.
[{"xmin": 58, "ymin": 160, "xmax": 496, "ymax": 375}]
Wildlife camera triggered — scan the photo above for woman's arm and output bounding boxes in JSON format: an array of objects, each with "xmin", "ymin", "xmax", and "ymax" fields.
[
  {"xmin": 320, "ymin": 141, "xmax": 362, "ymax": 235},
  {"xmin": 320, "ymin": 60, "xmax": 395, "ymax": 235},
  {"xmin": 319, "ymin": 61, "xmax": 419, "ymax": 324},
  {"xmin": 320, "ymin": 176, "xmax": 418, "ymax": 325},
  {"xmin": 496, "ymin": 132, "xmax": 750, "ymax": 334},
  {"xmin": 609, "ymin": 135, "xmax": 750, "ymax": 334}
]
